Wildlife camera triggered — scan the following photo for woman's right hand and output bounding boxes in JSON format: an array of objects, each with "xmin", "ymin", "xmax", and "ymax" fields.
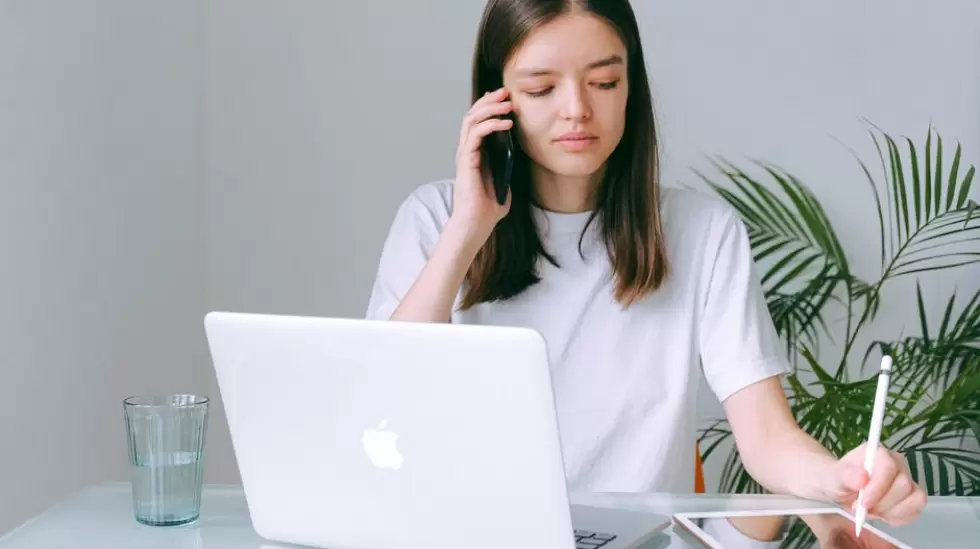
[
  {"xmin": 450, "ymin": 87, "xmax": 515, "ymax": 244},
  {"xmin": 385, "ymin": 88, "xmax": 514, "ymax": 323}
]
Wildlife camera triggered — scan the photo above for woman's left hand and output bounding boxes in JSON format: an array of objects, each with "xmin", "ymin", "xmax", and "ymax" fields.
[{"xmin": 825, "ymin": 443, "xmax": 927, "ymax": 526}]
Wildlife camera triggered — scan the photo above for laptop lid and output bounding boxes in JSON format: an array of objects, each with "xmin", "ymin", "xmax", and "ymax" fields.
[{"xmin": 204, "ymin": 311, "xmax": 578, "ymax": 549}]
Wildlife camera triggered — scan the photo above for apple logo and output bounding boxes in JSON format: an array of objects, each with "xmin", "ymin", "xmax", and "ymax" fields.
[{"xmin": 362, "ymin": 419, "xmax": 403, "ymax": 470}]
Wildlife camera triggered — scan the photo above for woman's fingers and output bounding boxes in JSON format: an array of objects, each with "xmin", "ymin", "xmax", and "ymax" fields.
[
  {"xmin": 458, "ymin": 117, "xmax": 514, "ymax": 171},
  {"xmin": 458, "ymin": 88, "xmax": 510, "ymax": 144}
]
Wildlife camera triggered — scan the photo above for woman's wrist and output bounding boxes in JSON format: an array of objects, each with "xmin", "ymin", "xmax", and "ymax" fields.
[{"xmin": 442, "ymin": 216, "xmax": 491, "ymax": 260}]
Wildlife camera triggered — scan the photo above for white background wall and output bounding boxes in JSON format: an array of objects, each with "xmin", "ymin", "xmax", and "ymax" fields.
[
  {"xmin": 203, "ymin": 0, "xmax": 980, "ymax": 487},
  {"xmin": 2, "ymin": 0, "xmax": 978, "ymax": 535},
  {"xmin": 0, "ymin": 0, "xmax": 207, "ymax": 534}
]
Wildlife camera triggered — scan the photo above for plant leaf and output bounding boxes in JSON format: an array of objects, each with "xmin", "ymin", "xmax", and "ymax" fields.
[
  {"xmin": 867, "ymin": 125, "xmax": 980, "ymax": 285},
  {"xmin": 908, "ymin": 137, "xmax": 922, "ymax": 228},
  {"xmin": 697, "ymin": 160, "xmax": 854, "ymax": 360},
  {"xmin": 845, "ymin": 139, "xmax": 888, "ymax": 267}
]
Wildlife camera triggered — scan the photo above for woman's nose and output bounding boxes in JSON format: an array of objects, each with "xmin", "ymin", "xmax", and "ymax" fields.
[{"xmin": 559, "ymin": 84, "xmax": 592, "ymax": 121}]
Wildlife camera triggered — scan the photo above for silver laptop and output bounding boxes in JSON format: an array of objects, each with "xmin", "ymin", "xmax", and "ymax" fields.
[{"xmin": 204, "ymin": 311, "xmax": 671, "ymax": 549}]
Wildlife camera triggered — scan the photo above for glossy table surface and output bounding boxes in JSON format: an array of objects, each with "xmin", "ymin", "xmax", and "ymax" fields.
[{"xmin": 0, "ymin": 482, "xmax": 974, "ymax": 548}]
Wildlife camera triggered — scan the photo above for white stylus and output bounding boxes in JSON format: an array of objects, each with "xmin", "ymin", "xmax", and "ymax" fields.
[{"xmin": 854, "ymin": 354, "xmax": 892, "ymax": 536}]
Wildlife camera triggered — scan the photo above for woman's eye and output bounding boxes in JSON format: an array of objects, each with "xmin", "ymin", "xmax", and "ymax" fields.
[
  {"xmin": 523, "ymin": 79, "xmax": 618, "ymax": 97},
  {"xmin": 525, "ymin": 87, "xmax": 554, "ymax": 98}
]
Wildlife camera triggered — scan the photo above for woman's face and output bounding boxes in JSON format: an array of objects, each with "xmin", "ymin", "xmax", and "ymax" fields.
[{"xmin": 502, "ymin": 13, "xmax": 629, "ymax": 179}]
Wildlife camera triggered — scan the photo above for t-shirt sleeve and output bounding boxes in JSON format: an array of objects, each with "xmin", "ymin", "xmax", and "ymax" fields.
[
  {"xmin": 700, "ymin": 518, "xmax": 784, "ymax": 549},
  {"xmin": 699, "ymin": 211, "xmax": 791, "ymax": 403},
  {"xmin": 365, "ymin": 192, "xmax": 444, "ymax": 321}
]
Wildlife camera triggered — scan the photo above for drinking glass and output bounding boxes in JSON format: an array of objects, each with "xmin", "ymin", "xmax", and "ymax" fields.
[{"xmin": 123, "ymin": 394, "xmax": 209, "ymax": 526}]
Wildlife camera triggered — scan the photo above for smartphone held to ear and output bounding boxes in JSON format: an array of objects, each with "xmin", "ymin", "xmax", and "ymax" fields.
[{"xmin": 482, "ymin": 113, "xmax": 514, "ymax": 206}]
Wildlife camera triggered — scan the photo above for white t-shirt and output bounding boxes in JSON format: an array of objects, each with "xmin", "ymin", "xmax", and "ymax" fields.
[{"xmin": 365, "ymin": 179, "xmax": 790, "ymax": 493}]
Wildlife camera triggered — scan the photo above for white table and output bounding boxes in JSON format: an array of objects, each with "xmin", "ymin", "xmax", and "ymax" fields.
[{"xmin": 0, "ymin": 482, "xmax": 975, "ymax": 548}]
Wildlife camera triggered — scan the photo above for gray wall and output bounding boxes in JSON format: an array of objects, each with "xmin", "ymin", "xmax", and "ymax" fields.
[{"xmin": 0, "ymin": 0, "xmax": 207, "ymax": 534}]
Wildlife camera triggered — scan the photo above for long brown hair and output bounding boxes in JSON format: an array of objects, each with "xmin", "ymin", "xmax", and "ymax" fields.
[{"xmin": 460, "ymin": 0, "xmax": 669, "ymax": 310}]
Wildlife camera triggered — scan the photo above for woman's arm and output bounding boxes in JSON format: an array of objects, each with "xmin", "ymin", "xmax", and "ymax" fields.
[
  {"xmin": 368, "ymin": 89, "xmax": 514, "ymax": 322},
  {"xmin": 695, "ymin": 209, "xmax": 924, "ymax": 524},
  {"xmin": 389, "ymin": 220, "xmax": 484, "ymax": 323},
  {"xmin": 722, "ymin": 377, "xmax": 839, "ymax": 500},
  {"xmin": 723, "ymin": 377, "xmax": 927, "ymax": 526}
]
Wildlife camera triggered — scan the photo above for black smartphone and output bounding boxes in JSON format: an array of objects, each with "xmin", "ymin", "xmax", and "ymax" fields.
[{"xmin": 482, "ymin": 113, "xmax": 514, "ymax": 206}]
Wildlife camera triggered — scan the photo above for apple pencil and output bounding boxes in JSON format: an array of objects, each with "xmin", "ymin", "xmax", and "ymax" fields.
[{"xmin": 854, "ymin": 354, "xmax": 893, "ymax": 536}]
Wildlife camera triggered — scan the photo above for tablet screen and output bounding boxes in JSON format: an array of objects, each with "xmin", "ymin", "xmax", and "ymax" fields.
[{"xmin": 675, "ymin": 511, "xmax": 914, "ymax": 549}]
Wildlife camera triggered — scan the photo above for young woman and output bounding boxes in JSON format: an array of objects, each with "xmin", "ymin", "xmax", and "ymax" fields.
[{"xmin": 366, "ymin": 0, "xmax": 925, "ymax": 530}]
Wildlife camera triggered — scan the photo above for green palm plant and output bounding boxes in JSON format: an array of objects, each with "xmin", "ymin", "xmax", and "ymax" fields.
[{"xmin": 694, "ymin": 123, "xmax": 979, "ymax": 546}]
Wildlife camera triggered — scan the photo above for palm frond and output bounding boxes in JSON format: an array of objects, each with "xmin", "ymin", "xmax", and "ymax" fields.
[
  {"xmin": 903, "ymin": 446, "xmax": 980, "ymax": 496},
  {"xmin": 694, "ymin": 159, "xmax": 860, "ymax": 365},
  {"xmin": 863, "ymin": 122, "xmax": 980, "ymax": 280},
  {"xmin": 696, "ymin": 158, "xmax": 851, "ymax": 277},
  {"xmin": 766, "ymin": 264, "xmax": 841, "ymax": 366},
  {"xmin": 697, "ymin": 419, "xmax": 733, "ymax": 463},
  {"xmin": 872, "ymin": 284, "xmax": 980, "ymax": 391}
]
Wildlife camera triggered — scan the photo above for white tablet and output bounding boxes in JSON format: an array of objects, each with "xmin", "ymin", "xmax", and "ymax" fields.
[{"xmin": 672, "ymin": 508, "xmax": 917, "ymax": 549}]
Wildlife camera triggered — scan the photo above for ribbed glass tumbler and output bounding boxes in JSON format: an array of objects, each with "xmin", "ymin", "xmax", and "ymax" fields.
[{"xmin": 123, "ymin": 394, "xmax": 209, "ymax": 526}]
